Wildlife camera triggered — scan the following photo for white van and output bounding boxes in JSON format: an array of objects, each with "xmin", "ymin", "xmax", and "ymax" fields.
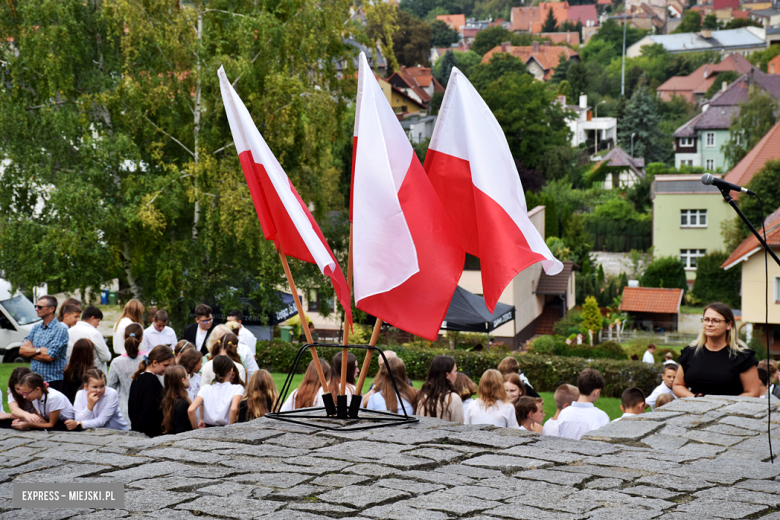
[{"xmin": 0, "ymin": 280, "xmax": 40, "ymax": 363}]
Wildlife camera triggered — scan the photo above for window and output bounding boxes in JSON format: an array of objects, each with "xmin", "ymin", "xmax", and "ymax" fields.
[
  {"xmin": 680, "ymin": 160, "xmax": 694, "ymax": 167},
  {"xmin": 680, "ymin": 249, "xmax": 706, "ymax": 269},
  {"xmin": 706, "ymin": 132, "xmax": 715, "ymax": 147},
  {"xmin": 705, "ymin": 159, "xmax": 715, "ymax": 170},
  {"xmin": 464, "ymin": 253, "xmax": 481, "ymax": 270},
  {"xmin": 680, "ymin": 209, "xmax": 707, "ymax": 227},
  {"xmin": 679, "ymin": 137, "xmax": 694, "ymax": 147},
  {"xmin": 775, "ymin": 277, "xmax": 780, "ymax": 303},
  {"xmin": 307, "ymin": 289, "xmax": 319, "ymax": 312}
]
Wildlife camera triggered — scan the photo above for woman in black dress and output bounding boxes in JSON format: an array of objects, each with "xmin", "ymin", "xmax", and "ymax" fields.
[{"xmin": 674, "ymin": 302, "xmax": 760, "ymax": 398}]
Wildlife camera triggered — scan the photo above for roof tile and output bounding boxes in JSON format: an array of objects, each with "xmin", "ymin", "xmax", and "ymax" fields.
[{"xmin": 619, "ymin": 288, "xmax": 684, "ymax": 314}]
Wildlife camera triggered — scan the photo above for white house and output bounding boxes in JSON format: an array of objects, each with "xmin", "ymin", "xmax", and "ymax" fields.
[{"xmin": 562, "ymin": 95, "xmax": 618, "ymax": 155}]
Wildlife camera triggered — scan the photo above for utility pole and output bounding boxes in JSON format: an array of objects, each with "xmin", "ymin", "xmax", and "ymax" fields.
[{"xmin": 621, "ymin": 13, "xmax": 628, "ymax": 97}]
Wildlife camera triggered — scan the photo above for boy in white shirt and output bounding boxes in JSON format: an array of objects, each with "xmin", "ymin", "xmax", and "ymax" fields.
[
  {"xmin": 557, "ymin": 369, "xmax": 610, "ymax": 440},
  {"xmin": 67, "ymin": 306, "xmax": 112, "ymax": 371},
  {"xmin": 646, "ymin": 364, "xmax": 677, "ymax": 410},
  {"xmin": 542, "ymin": 384, "xmax": 579, "ymax": 436},
  {"xmin": 612, "ymin": 387, "xmax": 646, "ymax": 422},
  {"xmin": 143, "ymin": 310, "xmax": 177, "ymax": 351},
  {"xmin": 642, "ymin": 344, "xmax": 656, "ymax": 364}
]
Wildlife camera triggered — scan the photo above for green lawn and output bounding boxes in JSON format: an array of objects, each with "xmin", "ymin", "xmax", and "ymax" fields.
[{"xmin": 0, "ymin": 366, "xmax": 624, "ymax": 421}]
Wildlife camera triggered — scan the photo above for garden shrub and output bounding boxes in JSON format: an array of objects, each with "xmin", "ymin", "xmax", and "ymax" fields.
[
  {"xmin": 255, "ymin": 340, "xmax": 660, "ymax": 397},
  {"xmin": 591, "ymin": 341, "xmax": 626, "ymax": 360},
  {"xmin": 530, "ymin": 335, "xmax": 556, "ymax": 355}
]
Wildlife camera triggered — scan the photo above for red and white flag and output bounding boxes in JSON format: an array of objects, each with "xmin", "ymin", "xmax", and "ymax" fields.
[
  {"xmin": 424, "ymin": 67, "xmax": 562, "ymax": 312},
  {"xmin": 352, "ymin": 53, "xmax": 464, "ymax": 340},
  {"xmin": 218, "ymin": 67, "xmax": 352, "ymax": 325}
]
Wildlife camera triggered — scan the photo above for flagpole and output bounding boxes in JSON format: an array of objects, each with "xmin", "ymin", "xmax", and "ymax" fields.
[
  {"xmin": 277, "ymin": 246, "xmax": 331, "ymax": 403},
  {"xmin": 355, "ymin": 317, "xmax": 383, "ymax": 396},
  {"xmin": 341, "ymin": 226, "xmax": 353, "ymax": 397}
]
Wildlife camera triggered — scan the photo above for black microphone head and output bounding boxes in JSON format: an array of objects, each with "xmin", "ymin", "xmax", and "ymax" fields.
[{"xmin": 701, "ymin": 173, "xmax": 715, "ymax": 186}]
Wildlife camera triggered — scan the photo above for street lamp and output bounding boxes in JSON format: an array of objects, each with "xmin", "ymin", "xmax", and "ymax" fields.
[
  {"xmin": 595, "ymin": 100, "xmax": 606, "ymax": 118},
  {"xmin": 631, "ymin": 132, "xmax": 636, "ymax": 158}
]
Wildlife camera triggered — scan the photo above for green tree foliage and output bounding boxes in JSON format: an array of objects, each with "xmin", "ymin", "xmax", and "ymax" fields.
[
  {"xmin": 399, "ymin": 0, "xmax": 475, "ymax": 21},
  {"xmin": 618, "ymin": 84, "xmax": 673, "ymax": 165},
  {"xmin": 740, "ymin": 160, "xmax": 780, "ymax": 237},
  {"xmin": 580, "ymin": 296, "xmax": 604, "ymax": 342},
  {"xmin": 470, "ymin": 26, "xmax": 539, "ymax": 56},
  {"xmin": 692, "ymin": 251, "xmax": 741, "ymax": 308},
  {"xmin": 674, "ymin": 10, "xmax": 702, "ymax": 33},
  {"xmin": 549, "ymin": 56, "xmax": 573, "ymax": 85},
  {"xmin": 470, "ymin": 53, "xmax": 529, "ymax": 91},
  {"xmin": 723, "ymin": 18, "xmax": 763, "ymax": 29},
  {"xmin": 640, "ymin": 257, "xmax": 688, "ymax": 291},
  {"xmin": 566, "ymin": 60, "xmax": 589, "ymax": 97},
  {"xmin": 0, "ymin": 0, "xmax": 358, "ymax": 326},
  {"xmin": 544, "ymin": 195, "xmax": 559, "ymax": 240},
  {"xmin": 392, "ymin": 11, "xmax": 433, "ymax": 68},
  {"xmin": 704, "ymin": 71, "xmax": 738, "ymax": 99},
  {"xmin": 583, "ymin": 198, "xmax": 652, "ymax": 252},
  {"xmin": 563, "ymin": 213, "xmax": 593, "ymax": 268},
  {"xmin": 590, "ymin": 19, "xmax": 646, "ymax": 49},
  {"xmin": 748, "ymin": 46, "xmax": 780, "ymax": 73},
  {"xmin": 435, "ymin": 50, "xmax": 459, "ymax": 86},
  {"xmin": 542, "ymin": 7, "xmax": 558, "ymax": 33},
  {"xmin": 430, "ymin": 19, "xmax": 460, "ymax": 47},
  {"xmin": 723, "ymin": 88, "xmax": 779, "ymax": 169},
  {"xmin": 433, "ymin": 50, "xmax": 481, "ymax": 85},
  {"xmin": 702, "ymin": 14, "xmax": 720, "ymax": 30}
]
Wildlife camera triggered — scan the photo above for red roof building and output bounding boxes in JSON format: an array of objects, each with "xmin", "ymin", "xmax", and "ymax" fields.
[
  {"xmin": 620, "ymin": 287, "xmax": 684, "ymax": 331},
  {"xmin": 721, "ymin": 120, "xmax": 780, "ymax": 200},
  {"xmin": 656, "ymin": 53, "xmax": 753, "ymax": 103},
  {"xmin": 437, "ymin": 14, "xmax": 467, "ymax": 35},
  {"xmin": 386, "ymin": 66, "xmax": 445, "ymax": 106},
  {"xmin": 568, "ymin": 5, "xmax": 598, "ymax": 25},
  {"xmin": 770, "ymin": 54, "xmax": 780, "ymax": 74},
  {"xmin": 540, "ymin": 31, "xmax": 581, "ymax": 45},
  {"xmin": 482, "ymin": 41, "xmax": 580, "ymax": 80},
  {"xmin": 511, "ymin": 3, "xmax": 571, "ymax": 33},
  {"xmin": 713, "ymin": 0, "xmax": 740, "ymax": 10}
]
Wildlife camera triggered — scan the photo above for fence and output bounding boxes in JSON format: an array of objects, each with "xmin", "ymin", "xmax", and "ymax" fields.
[{"xmin": 601, "ymin": 328, "xmax": 697, "ymax": 345}]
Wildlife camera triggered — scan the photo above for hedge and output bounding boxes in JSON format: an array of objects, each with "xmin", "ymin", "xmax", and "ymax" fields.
[{"xmin": 255, "ymin": 340, "xmax": 661, "ymax": 398}]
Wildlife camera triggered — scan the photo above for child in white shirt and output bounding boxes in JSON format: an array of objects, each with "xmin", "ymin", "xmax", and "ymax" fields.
[
  {"xmin": 464, "ymin": 370, "xmax": 519, "ymax": 428},
  {"xmin": 542, "ymin": 384, "xmax": 579, "ymax": 436},
  {"xmin": 189, "ymin": 355, "xmax": 244, "ymax": 427},
  {"xmin": 515, "ymin": 396, "xmax": 544, "ymax": 432},
  {"xmin": 142, "ymin": 310, "xmax": 177, "ymax": 351},
  {"xmin": 612, "ymin": 387, "xmax": 646, "ymax": 422},
  {"xmin": 12, "ymin": 373, "xmax": 75, "ymax": 431},
  {"xmin": 68, "ymin": 369, "xmax": 128, "ymax": 431},
  {"xmin": 557, "ymin": 368, "xmax": 610, "ymax": 440},
  {"xmin": 646, "ymin": 365, "xmax": 677, "ymax": 410}
]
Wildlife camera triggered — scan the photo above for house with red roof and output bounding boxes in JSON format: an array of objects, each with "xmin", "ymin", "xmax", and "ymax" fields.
[
  {"xmin": 619, "ymin": 287, "xmax": 684, "ymax": 332},
  {"xmin": 436, "ymin": 14, "xmax": 467, "ymax": 35},
  {"xmin": 386, "ymin": 66, "xmax": 445, "ymax": 107},
  {"xmin": 511, "ymin": 2, "xmax": 572, "ymax": 33},
  {"xmin": 540, "ymin": 31, "xmax": 581, "ymax": 45},
  {"xmin": 568, "ymin": 5, "xmax": 598, "ymax": 26},
  {"xmin": 657, "ymin": 53, "xmax": 753, "ymax": 103},
  {"xmin": 769, "ymin": 54, "xmax": 780, "ymax": 74},
  {"xmin": 482, "ymin": 41, "xmax": 580, "ymax": 81}
]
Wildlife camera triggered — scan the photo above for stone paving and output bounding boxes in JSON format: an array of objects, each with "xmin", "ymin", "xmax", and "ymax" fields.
[{"xmin": 0, "ymin": 396, "xmax": 779, "ymax": 518}]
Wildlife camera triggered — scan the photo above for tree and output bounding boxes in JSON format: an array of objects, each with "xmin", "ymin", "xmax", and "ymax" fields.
[
  {"xmin": 433, "ymin": 49, "xmax": 481, "ymax": 84},
  {"xmin": 703, "ymin": 14, "xmax": 720, "ymax": 30},
  {"xmin": 544, "ymin": 195, "xmax": 559, "ymax": 240},
  {"xmin": 704, "ymin": 71, "xmax": 738, "ymax": 99},
  {"xmin": 748, "ymin": 45, "xmax": 780, "ymax": 72},
  {"xmin": 550, "ymin": 56, "xmax": 573, "ymax": 85},
  {"xmin": 542, "ymin": 7, "xmax": 558, "ymax": 33},
  {"xmin": 435, "ymin": 50, "xmax": 459, "ymax": 86},
  {"xmin": 430, "ymin": 20, "xmax": 460, "ymax": 47},
  {"xmin": 391, "ymin": 11, "xmax": 433, "ymax": 69},
  {"xmin": 580, "ymin": 296, "xmax": 603, "ymax": 344},
  {"xmin": 618, "ymin": 84, "xmax": 673, "ymax": 164},
  {"xmin": 723, "ymin": 18, "xmax": 763, "ymax": 29},
  {"xmin": 566, "ymin": 60, "xmax": 589, "ymax": 97},
  {"xmin": 723, "ymin": 88, "xmax": 779, "ymax": 169},
  {"xmin": 740, "ymin": 160, "xmax": 780, "ymax": 237},
  {"xmin": 556, "ymin": 80, "xmax": 573, "ymax": 101},
  {"xmin": 640, "ymin": 257, "xmax": 688, "ymax": 291},
  {"xmin": 674, "ymin": 10, "xmax": 702, "ymax": 33},
  {"xmin": 470, "ymin": 53, "xmax": 529, "ymax": 91},
  {"xmin": 470, "ymin": 26, "xmax": 538, "ymax": 56},
  {"xmin": 692, "ymin": 251, "xmax": 741, "ymax": 308},
  {"xmin": 590, "ymin": 19, "xmax": 645, "ymax": 49}
]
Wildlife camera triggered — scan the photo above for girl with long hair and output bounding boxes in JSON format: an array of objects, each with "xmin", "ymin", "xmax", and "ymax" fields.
[
  {"xmin": 415, "ymin": 355, "xmax": 464, "ymax": 423},
  {"xmin": 12, "ymin": 373, "xmax": 75, "ymax": 431},
  {"xmin": 62, "ymin": 339, "xmax": 96, "ymax": 403},
  {"xmin": 315, "ymin": 352, "xmax": 356, "ymax": 408},
  {"xmin": 128, "ymin": 345, "xmax": 174, "ymax": 437},
  {"xmin": 239, "ymin": 370, "xmax": 278, "ymax": 421},
  {"xmin": 452, "ymin": 372, "xmax": 478, "ymax": 417},
  {"xmin": 503, "ymin": 373, "xmax": 525, "ymax": 405},
  {"xmin": 367, "ymin": 357, "xmax": 417, "ymax": 415},
  {"xmin": 674, "ymin": 302, "xmax": 760, "ymax": 398},
  {"xmin": 188, "ymin": 355, "xmax": 244, "ymax": 427},
  {"xmin": 66, "ymin": 369, "xmax": 128, "ymax": 431},
  {"xmin": 174, "ymin": 340, "xmax": 196, "ymax": 365},
  {"xmin": 107, "ymin": 323, "xmax": 144, "ymax": 429},
  {"xmin": 465, "ymin": 369, "xmax": 518, "ymax": 428},
  {"xmin": 7, "ymin": 367, "xmax": 36, "ymax": 422},
  {"xmin": 201, "ymin": 333, "xmax": 246, "ymax": 386},
  {"xmin": 279, "ymin": 359, "xmax": 331, "ymax": 411},
  {"xmin": 161, "ymin": 366, "xmax": 193, "ymax": 434},
  {"xmin": 112, "ymin": 299, "xmax": 145, "ymax": 355}
]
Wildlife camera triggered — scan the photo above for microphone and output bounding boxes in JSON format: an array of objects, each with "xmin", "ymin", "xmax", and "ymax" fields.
[{"xmin": 701, "ymin": 173, "xmax": 755, "ymax": 195}]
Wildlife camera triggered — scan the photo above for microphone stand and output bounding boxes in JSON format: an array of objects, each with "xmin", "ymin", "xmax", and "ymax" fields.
[{"xmin": 719, "ymin": 187, "xmax": 780, "ymax": 268}]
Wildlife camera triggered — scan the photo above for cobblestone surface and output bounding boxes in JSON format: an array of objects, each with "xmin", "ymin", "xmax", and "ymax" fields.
[{"xmin": 0, "ymin": 396, "xmax": 778, "ymax": 518}]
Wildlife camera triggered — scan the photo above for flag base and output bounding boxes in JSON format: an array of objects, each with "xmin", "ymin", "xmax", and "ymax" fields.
[{"xmin": 265, "ymin": 343, "xmax": 419, "ymax": 431}]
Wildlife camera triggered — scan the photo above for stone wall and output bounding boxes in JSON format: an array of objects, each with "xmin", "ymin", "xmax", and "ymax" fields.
[{"xmin": 0, "ymin": 397, "xmax": 777, "ymax": 518}]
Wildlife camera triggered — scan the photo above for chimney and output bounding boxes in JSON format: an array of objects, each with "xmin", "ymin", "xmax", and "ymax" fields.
[
  {"xmin": 579, "ymin": 94, "xmax": 588, "ymax": 109},
  {"xmin": 533, "ymin": 40, "xmax": 540, "ymax": 53},
  {"xmin": 558, "ymin": 95, "xmax": 567, "ymax": 105},
  {"xmin": 501, "ymin": 41, "xmax": 511, "ymax": 52},
  {"xmin": 701, "ymin": 28, "xmax": 712, "ymax": 38},
  {"xmin": 703, "ymin": 65, "xmax": 708, "ymax": 78},
  {"xmin": 543, "ymin": 41, "xmax": 550, "ymax": 46},
  {"xmin": 722, "ymin": 80, "xmax": 728, "ymax": 92}
]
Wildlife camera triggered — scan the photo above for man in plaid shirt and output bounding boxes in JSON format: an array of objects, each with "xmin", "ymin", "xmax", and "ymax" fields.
[{"xmin": 19, "ymin": 295, "xmax": 68, "ymax": 385}]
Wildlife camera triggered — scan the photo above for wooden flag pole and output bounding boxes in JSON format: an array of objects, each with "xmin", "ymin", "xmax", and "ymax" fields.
[
  {"xmin": 341, "ymin": 226, "xmax": 354, "ymax": 396},
  {"xmin": 277, "ymin": 248, "xmax": 330, "ymax": 395},
  {"xmin": 355, "ymin": 317, "xmax": 383, "ymax": 396}
]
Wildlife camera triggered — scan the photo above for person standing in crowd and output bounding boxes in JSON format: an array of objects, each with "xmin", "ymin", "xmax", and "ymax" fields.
[
  {"xmin": 57, "ymin": 298, "xmax": 81, "ymax": 324},
  {"xmin": 366, "ymin": 357, "xmax": 417, "ymax": 416},
  {"xmin": 465, "ymin": 369, "xmax": 518, "ymax": 428},
  {"xmin": 68, "ymin": 369, "xmax": 128, "ymax": 431},
  {"xmin": 161, "ymin": 366, "xmax": 193, "ymax": 434},
  {"xmin": 758, "ymin": 360, "xmax": 780, "ymax": 399},
  {"xmin": 19, "ymin": 295, "xmax": 68, "ymax": 390},
  {"xmin": 542, "ymin": 384, "xmax": 579, "ymax": 437},
  {"xmin": 452, "ymin": 372, "xmax": 478, "ymax": 417},
  {"xmin": 142, "ymin": 310, "xmax": 177, "ymax": 351},
  {"xmin": 189, "ymin": 355, "xmax": 245, "ymax": 428},
  {"xmin": 67, "ymin": 306, "xmax": 111, "ymax": 371},
  {"xmin": 663, "ymin": 352, "xmax": 676, "ymax": 366},
  {"xmin": 502, "ymin": 373, "xmax": 525, "ymax": 406},
  {"xmin": 646, "ymin": 364, "xmax": 677, "ymax": 410},
  {"xmin": 61, "ymin": 339, "xmax": 96, "ymax": 403},
  {"xmin": 613, "ymin": 388, "xmax": 647, "ymax": 422},
  {"xmin": 59, "ymin": 303, "xmax": 82, "ymax": 329},
  {"xmin": 557, "ymin": 369, "xmax": 610, "ymax": 440},
  {"xmin": 224, "ymin": 321, "xmax": 260, "ymax": 379},
  {"xmin": 642, "ymin": 344, "xmax": 657, "ymax": 364},
  {"xmin": 239, "ymin": 370, "xmax": 278, "ymax": 421},
  {"xmin": 107, "ymin": 323, "xmax": 145, "ymax": 428},
  {"xmin": 183, "ymin": 304, "xmax": 216, "ymax": 356},
  {"xmin": 201, "ymin": 334, "xmax": 247, "ymax": 386},
  {"xmin": 674, "ymin": 302, "xmax": 760, "ymax": 398},
  {"xmin": 515, "ymin": 396, "xmax": 544, "ymax": 432},
  {"xmin": 497, "ymin": 356, "xmax": 539, "ymax": 397},
  {"xmin": 279, "ymin": 359, "xmax": 331, "ymax": 411},
  {"xmin": 128, "ymin": 345, "xmax": 174, "ymax": 437},
  {"xmin": 226, "ymin": 311, "xmax": 257, "ymax": 351},
  {"xmin": 113, "ymin": 299, "xmax": 145, "ymax": 355},
  {"xmin": 415, "ymin": 355, "xmax": 464, "ymax": 424}
]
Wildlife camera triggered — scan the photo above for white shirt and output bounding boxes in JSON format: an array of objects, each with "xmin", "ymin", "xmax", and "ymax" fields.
[
  {"xmin": 68, "ymin": 321, "xmax": 112, "ymax": 372},
  {"xmin": 464, "ymin": 399, "xmax": 519, "ymax": 428},
  {"xmin": 462, "ymin": 397, "xmax": 474, "ymax": 417},
  {"xmin": 642, "ymin": 350, "xmax": 655, "ymax": 364},
  {"xmin": 195, "ymin": 328, "xmax": 208, "ymax": 351},
  {"xmin": 557, "ymin": 401, "xmax": 610, "ymax": 440},
  {"xmin": 236, "ymin": 342, "xmax": 259, "ymax": 379},
  {"xmin": 112, "ymin": 317, "xmax": 137, "ymax": 356},
  {"xmin": 31, "ymin": 388, "xmax": 75, "ymax": 421},
  {"xmin": 612, "ymin": 412, "xmax": 636, "ymax": 423},
  {"xmin": 542, "ymin": 418, "xmax": 560, "ymax": 437},
  {"xmin": 646, "ymin": 382, "xmax": 675, "ymax": 410},
  {"xmin": 187, "ymin": 373, "xmax": 202, "ymax": 403},
  {"xmin": 7, "ymin": 387, "xmax": 15, "ymax": 407},
  {"xmin": 143, "ymin": 324, "xmax": 177, "ymax": 351},
  {"xmin": 367, "ymin": 391, "xmax": 415, "ymax": 415},
  {"xmin": 198, "ymin": 381, "xmax": 244, "ymax": 425},
  {"xmin": 315, "ymin": 384, "xmax": 355, "ymax": 407},
  {"xmin": 280, "ymin": 390, "xmax": 300, "ymax": 412},
  {"xmin": 201, "ymin": 359, "xmax": 246, "ymax": 386},
  {"xmin": 237, "ymin": 326, "xmax": 257, "ymax": 352},
  {"xmin": 74, "ymin": 387, "xmax": 128, "ymax": 430}
]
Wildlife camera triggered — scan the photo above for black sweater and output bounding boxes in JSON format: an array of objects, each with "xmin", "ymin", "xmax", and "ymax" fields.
[{"xmin": 128, "ymin": 372, "xmax": 165, "ymax": 438}]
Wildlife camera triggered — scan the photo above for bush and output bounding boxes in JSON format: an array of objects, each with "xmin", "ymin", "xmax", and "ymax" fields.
[
  {"xmin": 691, "ymin": 250, "xmax": 741, "ymax": 308},
  {"xmin": 255, "ymin": 340, "xmax": 660, "ymax": 397},
  {"xmin": 553, "ymin": 311, "xmax": 582, "ymax": 336},
  {"xmin": 640, "ymin": 256, "xmax": 688, "ymax": 291},
  {"xmin": 592, "ymin": 341, "xmax": 627, "ymax": 360},
  {"xmin": 530, "ymin": 335, "xmax": 556, "ymax": 355}
]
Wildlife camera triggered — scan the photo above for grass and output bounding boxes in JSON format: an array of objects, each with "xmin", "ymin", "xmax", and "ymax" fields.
[{"xmin": 0, "ymin": 365, "xmax": 624, "ymax": 421}]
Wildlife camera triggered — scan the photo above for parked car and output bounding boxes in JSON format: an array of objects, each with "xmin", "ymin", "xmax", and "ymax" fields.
[{"xmin": 0, "ymin": 279, "xmax": 40, "ymax": 363}]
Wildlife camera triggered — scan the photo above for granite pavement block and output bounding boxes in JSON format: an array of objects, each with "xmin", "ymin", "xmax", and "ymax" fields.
[
  {"xmin": 176, "ymin": 496, "xmax": 283, "ymax": 519},
  {"xmin": 404, "ymin": 490, "xmax": 502, "ymax": 515},
  {"xmin": 363, "ymin": 503, "xmax": 450, "ymax": 520},
  {"xmin": 674, "ymin": 498, "xmax": 768, "ymax": 518},
  {"xmin": 317, "ymin": 484, "xmax": 409, "ymax": 508},
  {"xmin": 515, "ymin": 468, "xmax": 592, "ymax": 486},
  {"xmin": 485, "ymin": 503, "xmax": 579, "ymax": 520},
  {"xmin": 499, "ymin": 445, "xmax": 585, "ymax": 464},
  {"xmin": 581, "ymin": 420, "xmax": 662, "ymax": 442},
  {"xmin": 374, "ymin": 478, "xmax": 445, "ymax": 495},
  {"xmin": 122, "ymin": 490, "xmax": 199, "ymax": 512},
  {"xmin": 463, "ymin": 454, "xmax": 552, "ymax": 472},
  {"xmin": 693, "ymin": 486, "xmax": 780, "ymax": 506}
]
